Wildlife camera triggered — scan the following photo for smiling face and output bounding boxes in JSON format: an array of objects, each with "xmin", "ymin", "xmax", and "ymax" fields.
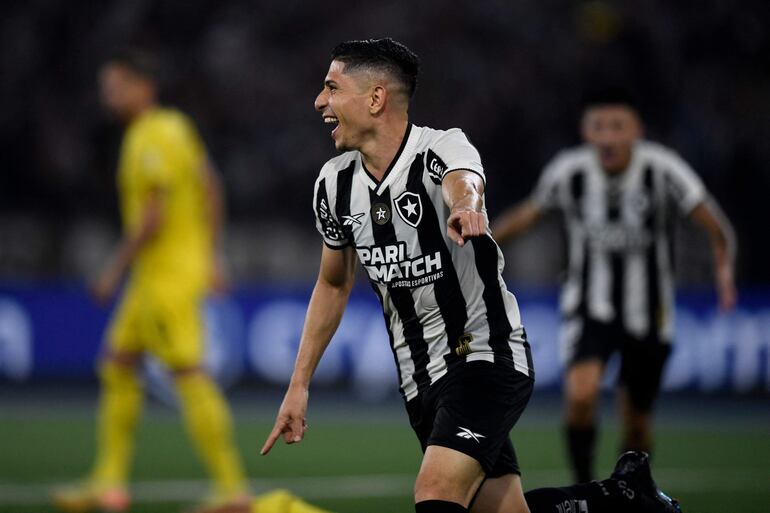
[
  {"xmin": 314, "ymin": 60, "xmax": 377, "ymax": 151},
  {"xmin": 581, "ymin": 104, "xmax": 642, "ymax": 174}
]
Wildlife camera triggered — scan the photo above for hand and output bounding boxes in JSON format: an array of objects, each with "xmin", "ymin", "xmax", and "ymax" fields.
[
  {"xmin": 261, "ymin": 384, "xmax": 309, "ymax": 455},
  {"xmin": 90, "ymin": 264, "xmax": 122, "ymax": 305},
  {"xmin": 716, "ymin": 263, "xmax": 737, "ymax": 312},
  {"xmin": 447, "ymin": 208, "xmax": 487, "ymax": 247},
  {"xmin": 210, "ymin": 252, "xmax": 231, "ymax": 295}
]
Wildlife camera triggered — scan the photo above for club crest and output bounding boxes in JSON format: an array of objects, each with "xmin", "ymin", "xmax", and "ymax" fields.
[{"xmin": 394, "ymin": 191, "xmax": 423, "ymax": 228}]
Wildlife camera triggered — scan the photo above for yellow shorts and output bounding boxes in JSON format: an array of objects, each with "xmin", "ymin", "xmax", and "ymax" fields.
[{"xmin": 106, "ymin": 280, "xmax": 206, "ymax": 370}]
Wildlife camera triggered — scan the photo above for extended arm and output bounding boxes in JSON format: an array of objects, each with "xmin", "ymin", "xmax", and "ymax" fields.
[
  {"xmin": 91, "ymin": 188, "xmax": 164, "ymax": 304},
  {"xmin": 490, "ymin": 199, "xmax": 543, "ymax": 245},
  {"xmin": 689, "ymin": 200, "xmax": 737, "ymax": 311},
  {"xmin": 443, "ymin": 170, "xmax": 487, "ymax": 247},
  {"xmin": 261, "ymin": 244, "xmax": 357, "ymax": 454}
]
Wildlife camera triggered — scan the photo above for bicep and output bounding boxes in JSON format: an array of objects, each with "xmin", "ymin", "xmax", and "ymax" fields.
[{"xmin": 318, "ymin": 245, "xmax": 357, "ymax": 289}]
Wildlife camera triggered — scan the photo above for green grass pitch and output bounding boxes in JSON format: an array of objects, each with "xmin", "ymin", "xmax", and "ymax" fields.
[{"xmin": 0, "ymin": 394, "xmax": 768, "ymax": 513}]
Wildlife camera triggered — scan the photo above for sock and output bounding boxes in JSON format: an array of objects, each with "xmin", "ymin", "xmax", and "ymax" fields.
[
  {"xmin": 566, "ymin": 424, "xmax": 597, "ymax": 482},
  {"xmin": 175, "ymin": 372, "xmax": 247, "ymax": 498},
  {"xmin": 525, "ymin": 479, "xmax": 633, "ymax": 513},
  {"xmin": 415, "ymin": 500, "xmax": 468, "ymax": 513},
  {"xmin": 90, "ymin": 362, "xmax": 143, "ymax": 487}
]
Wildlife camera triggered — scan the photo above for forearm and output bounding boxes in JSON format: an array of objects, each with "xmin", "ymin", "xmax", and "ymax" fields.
[
  {"xmin": 443, "ymin": 172, "xmax": 484, "ymax": 212},
  {"xmin": 290, "ymin": 277, "xmax": 351, "ymax": 389},
  {"xmin": 491, "ymin": 200, "xmax": 541, "ymax": 244}
]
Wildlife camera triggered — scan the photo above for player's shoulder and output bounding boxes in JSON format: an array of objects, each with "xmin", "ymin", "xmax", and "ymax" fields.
[
  {"xmin": 635, "ymin": 140, "xmax": 690, "ymax": 169},
  {"xmin": 317, "ymin": 151, "xmax": 359, "ymax": 180},
  {"xmin": 138, "ymin": 107, "xmax": 195, "ymax": 139},
  {"xmin": 543, "ymin": 144, "xmax": 593, "ymax": 176},
  {"xmin": 415, "ymin": 125, "xmax": 473, "ymax": 148}
]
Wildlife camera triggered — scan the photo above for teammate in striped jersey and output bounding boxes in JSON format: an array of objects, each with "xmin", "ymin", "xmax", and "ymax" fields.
[
  {"xmin": 493, "ymin": 87, "xmax": 737, "ymax": 484},
  {"xmin": 261, "ymin": 39, "xmax": 680, "ymax": 513}
]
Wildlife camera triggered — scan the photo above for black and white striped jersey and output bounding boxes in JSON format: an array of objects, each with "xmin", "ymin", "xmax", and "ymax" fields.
[
  {"xmin": 531, "ymin": 140, "xmax": 707, "ymax": 349},
  {"xmin": 313, "ymin": 124, "xmax": 533, "ymax": 401}
]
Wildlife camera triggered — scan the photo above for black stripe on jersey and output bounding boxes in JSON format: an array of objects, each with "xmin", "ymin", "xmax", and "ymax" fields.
[
  {"xmin": 471, "ymin": 235, "xmax": 514, "ymax": 359},
  {"xmin": 315, "ymin": 177, "xmax": 347, "ymax": 249},
  {"xmin": 608, "ymin": 180, "xmax": 624, "ymax": 324},
  {"xmin": 405, "ymin": 154, "xmax": 468, "ymax": 368},
  {"xmin": 335, "ymin": 161, "xmax": 356, "ymax": 243},
  {"xmin": 643, "ymin": 166, "xmax": 661, "ymax": 336},
  {"xmin": 570, "ymin": 169, "xmax": 588, "ymax": 317},
  {"xmin": 368, "ymin": 186, "xmax": 431, "ymax": 392},
  {"xmin": 371, "ymin": 283, "xmax": 406, "ymax": 399}
]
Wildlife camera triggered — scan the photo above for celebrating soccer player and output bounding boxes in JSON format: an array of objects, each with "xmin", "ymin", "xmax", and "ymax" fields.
[
  {"xmin": 262, "ymin": 38, "xmax": 681, "ymax": 513},
  {"xmin": 52, "ymin": 49, "xmax": 248, "ymax": 512},
  {"xmin": 492, "ymin": 87, "xmax": 737, "ymax": 484}
]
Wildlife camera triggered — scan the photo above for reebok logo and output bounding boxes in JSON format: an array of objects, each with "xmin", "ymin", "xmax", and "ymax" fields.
[
  {"xmin": 456, "ymin": 427, "xmax": 485, "ymax": 443},
  {"xmin": 342, "ymin": 213, "xmax": 365, "ymax": 226}
]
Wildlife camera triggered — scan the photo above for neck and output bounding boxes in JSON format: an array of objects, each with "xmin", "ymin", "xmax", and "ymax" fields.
[
  {"xmin": 359, "ymin": 116, "xmax": 409, "ymax": 179},
  {"xmin": 127, "ymin": 100, "xmax": 157, "ymax": 123}
]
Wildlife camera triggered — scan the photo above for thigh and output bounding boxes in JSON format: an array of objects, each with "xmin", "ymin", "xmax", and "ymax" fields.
[
  {"xmin": 105, "ymin": 287, "xmax": 146, "ymax": 356},
  {"xmin": 618, "ymin": 338, "xmax": 671, "ymax": 412},
  {"xmin": 429, "ymin": 362, "xmax": 533, "ymax": 478},
  {"xmin": 142, "ymin": 289, "xmax": 205, "ymax": 371},
  {"xmin": 415, "ymin": 445, "xmax": 486, "ymax": 506},
  {"xmin": 471, "ymin": 473, "xmax": 530, "ymax": 513}
]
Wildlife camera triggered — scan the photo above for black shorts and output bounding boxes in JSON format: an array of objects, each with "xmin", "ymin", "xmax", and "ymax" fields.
[
  {"xmin": 567, "ymin": 318, "xmax": 672, "ymax": 411},
  {"xmin": 405, "ymin": 360, "xmax": 534, "ymax": 478}
]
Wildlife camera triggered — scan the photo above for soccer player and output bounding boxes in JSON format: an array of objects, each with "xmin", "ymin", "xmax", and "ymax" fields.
[
  {"xmin": 492, "ymin": 87, "xmax": 737, "ymax": 484},
  {"xmin": 261, "ymin": 38, "xmax": 681, "ymax": 513},
  {"xmin": 52, "ymin": 50, "xmax": 248, "ymax": 512}
]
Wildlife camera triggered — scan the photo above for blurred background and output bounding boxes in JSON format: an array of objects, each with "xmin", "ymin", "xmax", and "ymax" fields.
[{"xmin": 1, "ymin": 1, "xmax": 769, "ymax": 512}]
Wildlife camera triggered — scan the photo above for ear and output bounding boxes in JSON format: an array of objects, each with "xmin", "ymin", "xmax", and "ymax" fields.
[{"xmin": 369, "ymin": 85, "xmax": 387, "ymax": 115}]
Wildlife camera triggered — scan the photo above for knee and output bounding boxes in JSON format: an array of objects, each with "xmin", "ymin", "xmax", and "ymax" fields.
[
  {"xmin": 566, "ymin": 386, "xmax": 598, "ymax": 420},
  {"xmin": 98, "ymin": 355, "xmax": 140, "ymax": 386}
]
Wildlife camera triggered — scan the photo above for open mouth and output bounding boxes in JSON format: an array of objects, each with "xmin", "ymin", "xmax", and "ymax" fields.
[{"xmin": 323, "ymin": 116, "xmax": 339, "ymax": 138}]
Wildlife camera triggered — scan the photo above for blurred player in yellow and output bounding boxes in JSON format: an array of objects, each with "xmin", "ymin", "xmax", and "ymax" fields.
[{"xmin": 52, "ymin": 49, "xmax": 248, "ymax": 512}]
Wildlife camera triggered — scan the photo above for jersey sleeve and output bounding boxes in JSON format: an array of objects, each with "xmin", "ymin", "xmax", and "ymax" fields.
[
  {"xmin": 135, "ymin": 123, "xmax": 179, "ymax": 191},
  {"xmin": 425, "ymin": 128, "xmax": 485, "ymax": 184},
  {"xmin": 530, "ymin": 153, "xmax": 568, "ymax": 211},
  {"xmin": 313, "ymin": 168, "xmax": 349, "ymax": 249},
  {"xmin": 661, "ymin": 150, "xmax": 706, "ymax": 214}
]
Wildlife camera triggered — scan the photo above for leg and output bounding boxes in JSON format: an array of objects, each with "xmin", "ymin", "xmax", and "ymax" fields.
[
  {"xmin": 564, "ymin": 358, "xmax": 603, "ymax": 482},
  {"xmin": 470, "ymin": 474, "xmax": 530, "ymax": 513},
  {"xmin": 90, "ymin": 351, "xmax": 144, "ymax": 488},
  {"xmin": 173, "ymin": 366, "xmax": 248, "ymax": 500},
  {"xmin": 617, "ymin": 339, "xmax": 671, "ymax": 456},
  {"xmin": 414, "ymin": 445, "xmax": 485, "ymax": 511}
]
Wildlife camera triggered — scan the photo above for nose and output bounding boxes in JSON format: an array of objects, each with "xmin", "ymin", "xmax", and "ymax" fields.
[{"xmin": 314, "ymin": 89, "xmax": 328, "ymax": 112}]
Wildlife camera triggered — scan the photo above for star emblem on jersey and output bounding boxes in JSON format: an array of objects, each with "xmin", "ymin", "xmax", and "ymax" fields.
[
  {"xmin": 371, "ymin": 202, "xmax": 391, "ymax": 225},
  {"xmin": 342, "ymin": 212, "xmax": 365, "ymax": 226},
  {"xmin": 456, "ymin": 427, "xmax": 485, "ymax": 443},
  {"xmin": 394, "ymin": 191, "xmax": 423, "ymax": 228}
]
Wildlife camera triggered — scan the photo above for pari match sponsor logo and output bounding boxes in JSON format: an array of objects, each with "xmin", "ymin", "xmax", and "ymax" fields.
[{"xmin": 356, "ymin": 242, "xmax": 444, "ymax": 288}]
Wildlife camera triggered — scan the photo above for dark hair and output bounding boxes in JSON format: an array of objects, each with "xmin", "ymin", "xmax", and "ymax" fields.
[
  {"xmin": 581, "ymin": 85, "xmax": 639, "ymax": 112},
  {"xmin": 104, "ymin": 48, "xmax": 159, "ymax": 82},
  {"xmin": 331, "ymin": 38, "xmax": 420, "ymax": 98}
]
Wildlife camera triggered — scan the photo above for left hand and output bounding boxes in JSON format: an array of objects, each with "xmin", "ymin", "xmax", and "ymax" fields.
[
  {"xmin": 90, "ymin": 265, "xmax": 122, "ymax": 305},
  {"xmin": 447, "ymin": 208, "xmax": 487, "ymax": 247},
  {"xmin": 716, "ymin": 263, "xmax": 737, "ymax": 312}
]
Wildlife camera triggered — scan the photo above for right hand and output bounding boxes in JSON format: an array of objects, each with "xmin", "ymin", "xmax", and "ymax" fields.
[{"xmin": 261, "ymin": 384, "xmax": 309, "ymax": 455}]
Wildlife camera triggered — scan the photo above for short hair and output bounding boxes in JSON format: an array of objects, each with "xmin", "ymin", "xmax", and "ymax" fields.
[
  {"xmin": 331, "ymin": 38, "xmax": 420, "ymax": 98},
  {"xmin": 581, "ymin": 85, "xmax": 639, "ymax": 112},
  {"xmin": 103, "ymin": 48, "xmax": 159, "ymax": 82}
]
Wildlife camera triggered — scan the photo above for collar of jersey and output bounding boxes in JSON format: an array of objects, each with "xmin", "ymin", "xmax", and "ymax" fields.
[{"xmin": 359, "ymin": 123, "xmax": 415, "ymax": 195}]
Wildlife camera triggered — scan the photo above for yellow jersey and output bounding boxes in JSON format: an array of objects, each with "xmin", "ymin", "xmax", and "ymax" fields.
[{"xmin": 117, "ymin": 107, "xmax": 211, "ymax": 292}]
